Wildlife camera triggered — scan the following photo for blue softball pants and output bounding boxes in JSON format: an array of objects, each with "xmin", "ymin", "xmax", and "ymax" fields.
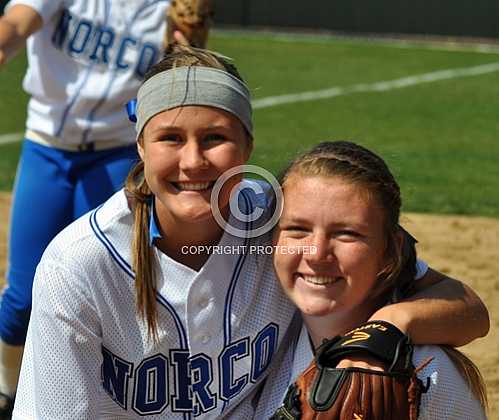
[{"xmin": 0, "ymin": 139, "xmax": 138, "ymax": 345}]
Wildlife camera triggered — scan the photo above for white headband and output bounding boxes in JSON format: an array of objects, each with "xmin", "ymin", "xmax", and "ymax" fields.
[{"xmin": 135, "ymin": 66, "xmax": 253, "ymax": 140}]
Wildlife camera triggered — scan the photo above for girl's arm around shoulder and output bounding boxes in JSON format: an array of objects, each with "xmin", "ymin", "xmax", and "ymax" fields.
[
  {"xmin": 370, "ymin": 268, "xmax": 489, "ymax": 347},
  {"xmin": 13, "ymin": 258, "xmax": 102, "ymax": 420}
]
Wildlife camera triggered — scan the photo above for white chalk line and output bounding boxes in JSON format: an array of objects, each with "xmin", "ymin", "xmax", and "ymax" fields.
[
  {"xmin": 214, "ymin": 29, "xmax": 499, "ymax": 55},
  {"xmin": 252, "ymin": 61, "xmax": 499, "ymax": 109},
  {"xmin": 2, "ymin": 62, "xmax": 499, "ymax": 143},
  {"xmin": 0, "ymin": 132, "xmax": 23, "ymax": 145}
]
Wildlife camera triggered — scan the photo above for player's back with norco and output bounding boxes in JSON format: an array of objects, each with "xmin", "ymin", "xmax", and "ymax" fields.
[{"xmin": 6, "ymin": 0, "xmax": 169, "ymax": 146}]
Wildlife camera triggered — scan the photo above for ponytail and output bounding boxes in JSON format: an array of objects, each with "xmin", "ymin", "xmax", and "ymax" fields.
[
  {"xmin": 125, "ymin": 162, "xmax": 159, "ymax": 342},
  {"xmin": 123, "ymin": 45, "xmax": 249, "ymax": 342}
]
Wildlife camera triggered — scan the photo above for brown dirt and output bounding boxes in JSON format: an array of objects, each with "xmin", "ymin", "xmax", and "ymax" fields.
[
  {"xmin": 402, "ymin": 212, "xmax": 499, "ymax": 417},
  {"xmin": 0, "ymin": 193, "xmax": 497, "ymax": 416}
]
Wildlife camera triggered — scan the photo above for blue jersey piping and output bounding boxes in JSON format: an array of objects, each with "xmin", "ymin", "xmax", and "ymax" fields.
[
  {"xmin": 221, "ymin": 189, "xmax": 253, "ymax": 412},
  {"xmin": 89, "ymin": 206, "xmax": 189, "ymax": 351}
]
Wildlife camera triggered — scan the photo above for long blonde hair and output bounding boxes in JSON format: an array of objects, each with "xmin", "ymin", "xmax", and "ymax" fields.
[
  {"xmin": 125, "ymin": 45, "xmax": 248, "ymax": 341},
  {"xmin": 279, "ymin": 141, "xmax": 487, "ymax": 410}
]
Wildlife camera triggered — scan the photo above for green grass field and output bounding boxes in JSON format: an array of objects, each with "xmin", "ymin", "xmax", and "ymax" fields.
[{"xmin": 1, "ymin": 31, "xmax": 499, "ymax": 217}]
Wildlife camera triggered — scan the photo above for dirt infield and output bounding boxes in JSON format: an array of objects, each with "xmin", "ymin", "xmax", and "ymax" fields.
[
  {"xmin": 402, "ymin": 212, "xmax": 499, "ymax": 416},
  {"xmin": 0, "ymin": 192, "xmax": 497, "ymax": 416}
]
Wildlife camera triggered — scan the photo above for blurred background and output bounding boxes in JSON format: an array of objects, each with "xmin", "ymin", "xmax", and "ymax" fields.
[
  {"xmin": 1, "ymin": 0, "xmax": 498, "ymax": 416},
  {"xmin": 213, "ymin": 0, "xmax": 499, "ymax": 39}
]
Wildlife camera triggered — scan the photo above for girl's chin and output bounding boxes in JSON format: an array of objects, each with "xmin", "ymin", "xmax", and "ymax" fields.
[
  {"xmin": 169, "ymin": 202, "xmax": 217, "ymax": 221},
  {"xmin": 179, "ymin": 211, "xmax": 218, "ymax": 225},
  {"xmin": 297, "ymin": 301, "xmax": 339, "ymax": 318}
]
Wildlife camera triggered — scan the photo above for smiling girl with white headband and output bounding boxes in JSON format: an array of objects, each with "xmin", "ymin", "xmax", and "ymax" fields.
[{"xmin": 12, "ymin": 46, "xmax": 488, "ymax": 419}]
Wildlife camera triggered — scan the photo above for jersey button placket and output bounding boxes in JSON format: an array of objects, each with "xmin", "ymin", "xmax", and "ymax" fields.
[
  {"xmin": 197, "ymin": 296, "xmax": 212, "ymax": 309},
  {"xmin": 200, "ymin": 334, "xmax": 211, "ymax": 344},
  {"xmin": 186, "ymin": 277, "xmax": 221, "ymax": 352}
]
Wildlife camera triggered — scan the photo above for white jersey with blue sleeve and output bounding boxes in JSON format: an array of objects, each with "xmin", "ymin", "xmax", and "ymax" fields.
[
  {"xmin": 254, "ymin": 325, "xmax": 487, "ymax": 419},
  {"xmin": 6, "ymin": 0, "xmax": 169, "ymax": 146},
  {"xmin": 13, "ymin": 180, "xmax": 299, "ymax": 419}
]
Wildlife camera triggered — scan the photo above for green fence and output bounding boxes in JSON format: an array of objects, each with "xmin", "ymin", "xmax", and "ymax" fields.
[{"xmin": 213, "ymin": 0, "xmax": 499, "ymax": 38}]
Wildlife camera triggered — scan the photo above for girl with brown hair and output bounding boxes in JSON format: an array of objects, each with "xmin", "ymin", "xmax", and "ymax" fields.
[{"xmin": 261, "ymin": 141, "xmax": 487, "ymax": 419}]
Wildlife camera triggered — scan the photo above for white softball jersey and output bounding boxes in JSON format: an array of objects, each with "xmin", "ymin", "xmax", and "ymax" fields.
[
  {"xmin": 7, "ymin": 0, "xmax": 169, "ymax": 145},
  {"xmin": 13, "ymin": 180, "xmax": 299, "ymax": 419},
  {"xmin": 255, "ymin": 322, "xmax": 487, "ymax": 419}
]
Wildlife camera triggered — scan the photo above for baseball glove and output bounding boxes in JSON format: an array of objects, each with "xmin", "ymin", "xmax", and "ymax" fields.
[
  {"xmin": 164, "ymin": 0, "xmax": 213, "ymax": 49},
  {"xmin": 271, "ymin": 321, "xmax": 431, "ymax": 420}
]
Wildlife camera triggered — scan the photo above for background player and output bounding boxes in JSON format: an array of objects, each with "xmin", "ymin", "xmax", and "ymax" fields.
[
  {"xmin": 12, "ymin": 46, "xmax": 489, "ymax": 419},
  {"xmin": 258, "ymin": 141, "xmax": 487, "ymax": 419},
  {"xmin": 0, "ymin": 0, "xmax": 182, "ymax": 416}
]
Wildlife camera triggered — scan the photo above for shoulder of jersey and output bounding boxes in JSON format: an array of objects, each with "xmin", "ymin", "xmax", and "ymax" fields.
[
  {"xmin": 240, "ymin": 178, "xmax": 277, "ymax": 230},
  {"xmin": 412, "ymin": 345, "xmax": 486, "ymax": 420},
  {"xmin": 42, "ymin": 189, "xmax": 132, "ymax": 264},
  {"xmin": 413, "ymin": 345, "xmax": 445, "ymax": 379},
  {"xmin": 242, "ymin": 178, "xmax": 274, "ymax": 204}
]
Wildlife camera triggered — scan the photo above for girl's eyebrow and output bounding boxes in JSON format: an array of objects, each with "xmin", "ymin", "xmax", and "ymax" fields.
[
  {"xmin": 280, "ymin": 214, "xmax": 369, "ymax": 229},
  {"xmin": 150, "ymin": 123, "xmax": 232, "ymax": 134},
  {"xmin": 279, "ymin": 215, "xmax": 311, "ymax": 224},
  {"xmin": 149, "ymin": 123, "xmax": 181, "ymax": 134}
]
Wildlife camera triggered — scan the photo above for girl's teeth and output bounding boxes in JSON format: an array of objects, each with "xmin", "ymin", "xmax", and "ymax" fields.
[
  {"xmin": 302, "ymin": 275, "xmax": 339, "ymax": 285},
  {"xmin": 176, "ymin": 182, "xmax": 211, "ymax": 191}
]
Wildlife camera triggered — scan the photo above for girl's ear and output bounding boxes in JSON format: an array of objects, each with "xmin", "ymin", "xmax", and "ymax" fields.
[{"xmin": 137, "ymin": 136, "xmax": 145, "ymax": 161}]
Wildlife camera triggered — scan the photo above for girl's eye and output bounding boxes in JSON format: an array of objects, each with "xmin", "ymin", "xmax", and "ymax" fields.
[
  {"xmin": 204, "ymin": 133, "xmax": 227, "ymax": 143},
  {"xmin": 160, "ymin": 134, "xmax": 182, "ymax": 143},
  {"xmin": 156, "ymin": 133, "xmax": 182, "ymax": 143},
  {"xmin": 336, "ymin": 230, "xmax": 363, "ymax": 239},
  {"xmin": 280, "ymin": 225, "xmax": 310, "ymax": 238},
  {"xmin": 285, "ymin": 225, "xmax": 308, "ymax": 232}
]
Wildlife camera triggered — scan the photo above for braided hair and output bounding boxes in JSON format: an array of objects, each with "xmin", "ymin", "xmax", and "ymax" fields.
[
  {"xmin": 279, "ymin": 140, "xmax": 487, "ymax": 410},
  {"xmin": 279, "ymin": 140, "xmax": 416, "ymax": 301}
]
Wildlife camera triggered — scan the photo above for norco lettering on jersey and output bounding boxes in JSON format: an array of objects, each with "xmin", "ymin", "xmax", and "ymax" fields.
[
  {"xmin": 51, "ymin": 9, "xmax": 159, "ymax": 78},
  {"xmin": 101, "ymin": 323, "xmax": 279, "ymax": 416}
]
